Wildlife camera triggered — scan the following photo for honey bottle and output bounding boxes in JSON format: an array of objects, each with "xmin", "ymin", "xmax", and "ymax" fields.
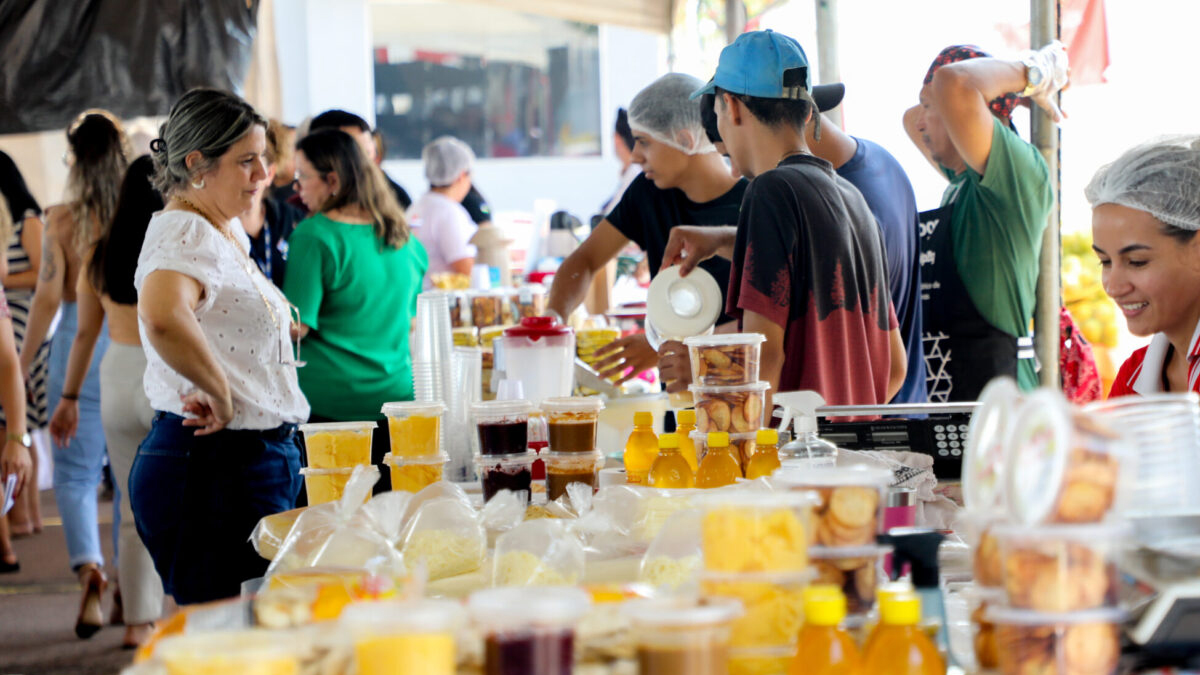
[
  {"xmin": 744, "ymin": 428, "xmax": 782, "ymax": 480},
  {"xmin": 624, "ymin": 412, "xmax": 658, "ymax": 485},
  {"xmin": 675, "ymin": 409, "xmax": 700, "ymax": 472},
  {"xmin": 696, "ymin": 432, "xmax": 742, "ymax": 488},
  {"xmin": 790, "ymin": 585, "xmax": 860, "ymax": 675},
  {"xmin": 861, "ymin": 592, "xmax": 945, "ymax": 675},
  {"xmin": 648, "ymin": 433, "xmax": 696, "ymax": 489}
]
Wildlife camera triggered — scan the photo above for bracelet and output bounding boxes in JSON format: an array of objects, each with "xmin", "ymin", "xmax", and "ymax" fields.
[{"xmin": 60, "ymin": 393, "xmax": 79, "ymax": 401}]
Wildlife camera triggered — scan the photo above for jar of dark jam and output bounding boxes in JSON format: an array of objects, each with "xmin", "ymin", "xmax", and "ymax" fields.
[
  {"xmin": 471, "ymin": 399, "xmax": 533, "ymax": 456},
  {"xmin": 543, "ymin": 451, "xmax": 603, "ymax": 501},
  {"xmin": 469, "ymin": 587, "xmax": 591, "ymax": 675},
  {"xmin": 474, "ymin": 452, "xmax": 534, "ymax": 503}
]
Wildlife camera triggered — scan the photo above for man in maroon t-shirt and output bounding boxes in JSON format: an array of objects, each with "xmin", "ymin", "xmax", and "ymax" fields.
[{"xmin": 660, "ymin": 30, "xmax": 906, "ymax": 413}]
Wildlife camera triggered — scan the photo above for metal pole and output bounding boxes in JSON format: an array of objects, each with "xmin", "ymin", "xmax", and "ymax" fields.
[
  {"xmin": 1032, "ymin": 0, "xmax": 1061, "ymax": 389},
  {"xmin": 814, "ymin": 0, "xmax": 842, "ymax": 127},
  {"xmin": 725, "ymin": 0, "xmax": 744, "ymax": 44}
]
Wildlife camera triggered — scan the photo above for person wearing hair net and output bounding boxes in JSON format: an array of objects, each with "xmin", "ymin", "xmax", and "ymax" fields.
[
  {"xmin": 547, "ymin": 73, "xmax": 746, "ymax": 384},
  {"xmin": 408, "ymin": 136, "xmax": 478, "ymax": 288},
  {"xmin": 1088, "ymin": 137, "xmax": 1200, "ymax": 396}
]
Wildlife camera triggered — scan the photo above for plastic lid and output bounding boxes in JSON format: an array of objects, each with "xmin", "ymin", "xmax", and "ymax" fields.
[
  {"xmin": 503, "ymin": 315, "xmax": 572, "ymax": 340},
  {"xmin": 689, "ymin": 381, "xmax": 771, "ymax": 396},
  {"xmin": 964, "ymin": 377, "xmax": 1020, "ymax": 511},
  {"xmin": 623, "ymin": 597, "xmax": 743, "ymax": 627},
  {"xmin": 677, "ymin": 409, "xmax": 696, "ymax": 426},
  {"xmin": 469, "ymin": 586, "xmax": 591, "ymax": 627},
  {"xmin": 542, "ymin": 451, "xmax": 605, "ymax": 468},
  {"xmin": 383, "ymin": 452, "xmax": 451, "ymax": 466},
  {"xmin": 298, "ymin": 421, "xmax": 379, "ymax": 434},
  {"xmin": 683, "ymin": 333, "xmax": 767, "ymax": 348},
  {"xmin": 474, "ymin": 452, "xmax": 537, "ymax": 467},
  {"xmin": 1006, "ymin": 390, "xmax": 1073, "ymax": 524},
  {"xmin": 771, "ymin": 465, "xmax": 892, "ymax": 488},
  {"xmin": 755, "ymin": 429, "xmax": 779, "ymax": 445},
  {"xmin": 381, "ymin": 401, "xmax": 446, "ymax": 418},
  {"xmin": 878, "ymin": 592, "xmax": 921, "ymax": 625},
  {"xmin": 471, "ymin": 399, "xmax": 534, "ymax": 417},
  {"xmin": 340, "ymin": 599, "xmax": 466, "ymax": 633},
  {"xmin": 299, "ymin": 466, "xmax": 359, "ymax": 476},
  {"xmin": 647, "ymin": 265, "xmax": 723, "ymax": 338},
  {"xmin": 542, "ymin": 396, "xmax": 605, "ymax": 414},
  {"xmin": 659, "ymin": 433, "xmax": 680, "ymax": 449},
  {"xmin": 985, "ymin": 606, "xmax": 1128, "ymax": 626},
  {"xmin": 803, "ymin": 585, "xmax": 847, "ymax": 626},
  {"xmin": 706, "ymin": 431, "xmax": 730, "ymax": 447},
  {"xmin": 634, "ymin": 411, "xmax": 654, "ymax": 426}
]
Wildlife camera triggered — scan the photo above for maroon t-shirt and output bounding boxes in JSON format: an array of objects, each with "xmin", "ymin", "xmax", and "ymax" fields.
[{"xmin": 727, "ymin": 154, "xmax": 896, "ymax": 411}]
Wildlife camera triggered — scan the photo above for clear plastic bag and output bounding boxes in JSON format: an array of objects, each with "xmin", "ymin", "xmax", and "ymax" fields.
[
  {"xmin": 638, "ymin": 509, "xmax": 703, "ymax": 592},
  {"xmin": 400, "ymin": 497, "xmax": 487, "ymax": 581},
  {"xmin": 493, "ymin": 520, "xmax": 585, "ymax": 586}
]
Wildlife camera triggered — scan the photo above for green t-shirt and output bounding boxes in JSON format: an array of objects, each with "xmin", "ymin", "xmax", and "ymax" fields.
[
  {"xmin": 283, "ymin": 213, "xmax": 428, "ymax": 420},
  {"xmin": 941, "ymin": 117, "xmax": 1053, "ymax": 391}
]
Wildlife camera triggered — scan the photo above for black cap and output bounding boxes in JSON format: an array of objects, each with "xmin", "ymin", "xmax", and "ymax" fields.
[{"xmin": 879, "ymin": 528, "xmax": 945, "ymax": 589}]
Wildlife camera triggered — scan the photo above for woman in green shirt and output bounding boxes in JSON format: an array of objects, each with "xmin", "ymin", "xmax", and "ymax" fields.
[{"xmin": 285, "ymin": 129, "xmax": 428, "ymax": 476}]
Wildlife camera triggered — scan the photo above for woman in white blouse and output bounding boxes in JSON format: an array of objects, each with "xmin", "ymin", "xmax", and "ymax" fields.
[{"xmin": 130, "ymin": 89, "xmax": 309, "ymax": 604}]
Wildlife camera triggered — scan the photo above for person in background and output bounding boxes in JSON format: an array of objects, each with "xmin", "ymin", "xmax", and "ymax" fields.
[
  {"xmin": 49, "ymin": 155, "xmax": 165, "ymax": 648},
  {"xmin": 600, "ymin": 108, "xmax": 642, "ymax": 215},
  {"xmin": 242, "ymin": 125, "xmax": 305, "ymax": 288},
  {"xmin": 408, "ymin": 136, "xmax": 477, "ymax": 287},
  {"xmin": 133, "ymin": 88, "xmax": 308, "ymax": 605},
  {"xmin": 285, "ymin": 129, "xmax": 427, "ymax": 488},
  {"xmin": 547, "ymin": 74, "xmax": 746, "ymax": 384},
  {"xmin": 902, "ymin": 43, "xmax": 1067, "ymax": 400},
  {"xmin": 309, "ymin": 109, "xmax": 411, "ymax": 210},
  {"xmin": 268, "ymin": 120, "xmax": 298, "ymax": 204},
  {"xmin": 20, "ymin": 110, "xmax": 127, "ymax": 638},
  {"xmin": 662, "ymin": 30, "xmax": 905, "ymax": 412},
  {"xmin": 1088, "ymin": 137, "xmax": 1200, "ymax": 396},
  {"xmin": 0, "ymin": 191, "xmax": 32, "ymax": 575}
]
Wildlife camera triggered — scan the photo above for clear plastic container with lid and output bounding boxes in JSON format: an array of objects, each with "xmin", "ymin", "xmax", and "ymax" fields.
[
  {"xmin": 471, "ymin": 399, "xmax": 533, "ymax": 456},
  {"xmin": 542, "ymin": 396, "xmax": 604, "ymax": 453},
  {"xmin": 543, "ymin": 451, "xmax": 604, "ymax": 501},
  {"xmin": 963, "ymin": 377, "xmax": 1021, "ymax": 511},
  {"xmin": 381, "ymin": 401, "xmax": 445, "ymax": 459},
  {"xmin": 701, "ymin": 570, "xmax": 812, "ymax": 650},
  {"xmin": 699, "ymin": 491, "xmax": 819, "ymax": 573},
  {"xmin": 811, "ymin": 545, "xmax": 891, "ymax": 618},
  {"xmin": 470, "ymin": 289, "xmax": 508, "ymax": 327},
  {"xmin": 986, "ymin": 607, "xmax": 1125, "ymax": 675},
  {"xmin": 474, "ymin": 452, "xmax": 535, "ymax": 503},
  {"xmin": 300, "ymin": 465, "xmax": 378, "ymax": 505},
  {"xmin": 992, "ymin": 521, "xmax": 1129, "ymax": 612},
  {"xmin": 953, "ymin": 509, "xmax": 1008, "ymax": 589},
  {"xmin": 298, "ymin": 421, "xmax": 376, "ymax": 469},
  {"xmin": 341, "ymin": 600, "xmax": 466, "ymax": 675},
  {"xmin": 623, "ymin": 598, "xmax": 742, "ymax": 675},
  {"xmin": 384, "ymin": 452, "xmax": 449, "ymax": 493},
  {"xmin": 469, "ymin": 586, "xmax": 590, "ymax": 675},
  {"xmin": 156, "ymin": 630, "xmax": 300, "ymax": 675},
  {"xmin": 690, "ymin": 381, "xmax": 770, "ymax": 434},
  {"xmin": 685, "ymin": 333, "xmax": 765, "ymax": 387},
  {"xmin": 772, "ymin": 466, "xmax": 891, "ymax": 549}
]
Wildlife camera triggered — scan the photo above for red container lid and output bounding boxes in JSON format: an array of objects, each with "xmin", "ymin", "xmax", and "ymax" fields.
[{"xmin": 503, "ymin": 315, "xmax": 572, "ymax": 340}]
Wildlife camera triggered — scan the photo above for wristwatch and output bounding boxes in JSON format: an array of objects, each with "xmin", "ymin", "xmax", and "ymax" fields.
[
  {"xmin": 1021, "ymin": 56, "xmax": 1046, "ymax": 97},
  {"xmin": 6, "ymin": 432, "xmax": 31, "ymax": 448}
]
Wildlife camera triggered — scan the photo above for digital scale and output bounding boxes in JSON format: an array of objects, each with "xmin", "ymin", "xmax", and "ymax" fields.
[
  {"xmin": 1121, "ymin": 534, "xmax": 1200, "ymax": 667},
  {"xmin": 813, "ymin": 403, "xmax": 979, "ymax": 480}
]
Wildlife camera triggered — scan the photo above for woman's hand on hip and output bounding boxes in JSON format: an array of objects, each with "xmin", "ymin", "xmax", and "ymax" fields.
[{"xmin": 180, "ymin": 390, "xmax": 234, "ymax": 436}]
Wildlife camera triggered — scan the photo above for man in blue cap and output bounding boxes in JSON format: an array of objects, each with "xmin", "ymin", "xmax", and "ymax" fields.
[{"xmin": 659, "ymin": 30, "xmax": 906, "ymax": 413}]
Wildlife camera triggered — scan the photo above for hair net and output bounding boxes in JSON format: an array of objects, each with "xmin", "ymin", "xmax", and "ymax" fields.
[
  {"xmin": 422, "ymin": 136, "xmax": 475, "ymax": 186},
  {"xmin": 627, "ymin": 74, "xmax": 717, "ymax": 156},
  {"xmin": 1085, "ymin": 135, "xmax": 1200, "ymax": 231}
]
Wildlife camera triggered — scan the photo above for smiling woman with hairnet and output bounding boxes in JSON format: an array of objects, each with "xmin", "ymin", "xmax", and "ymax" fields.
[
  {"xmin": 547, "ymin": 73, "xmax": 745, "ymax": 388},
  {"xmin": 1088, "ymin": 136, "xmax": 1200, "ymax": 396}
]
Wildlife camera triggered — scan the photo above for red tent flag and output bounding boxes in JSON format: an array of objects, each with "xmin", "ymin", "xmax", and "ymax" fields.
[{"xmin": 1064, "ymin": 0, "xmax": 1110, "ymax": 85}]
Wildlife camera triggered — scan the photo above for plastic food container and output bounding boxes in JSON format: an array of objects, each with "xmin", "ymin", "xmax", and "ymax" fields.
[
  {"xmin": 509, "ymin": 284, "xmax": 548, "ymax": 321},
  {"xmin": 685, "ymin": 333, "xmax": 765, "ymax": 387},
  {"xmin": 690, "ymin": 382, "xmax": 770, "ymax": 434},
  {"xmin": 475, "ymin": 452, "xmax": 535, "ymax": 503},
  {"xmin": 542, "ymin": 396, "xmax": 604, "ymax": 453},
  {"xmin": 468, "ymin": 586, "xmax": 590, "ymax": 675},
  {"xmin": 700, "ymin": 491, "xmax": 818, "ymax": 573},
  {"xmin": 954, "ymin": 509, "xmax": 1008, "ymax": 589},
  {"xmin": 700, "ymin": 571, "xmax": 811, "ymax": 650},
  {"xmin": 729, "ymin": 646, "xmax": 795, "ymax": 675},
  {"xmin": 300, "ymin": 466, "xmax": 370, "ymax": 505},
  {"xmin": 623, "ymin": 598, "xmax": 742, "ymax": 675},
  {"xmin": 543, "ymin": 451, "xmax": 604, "ymax": 502},
  {"xmin": 341, "ymin": 600, "xmax": 466, "ymax": 675},
  {"xmin": 471, "ymin": 399, "xmax": 533, "ymax": 456},
  {"xmin": 156, "ymin": 630, "xmax": 299, "ymax": 675},
  {"xmin": 1007, "ymin": 390, "xmax": 1127, "ymax": 525},
  {"xmin": 992, "ymin": 521, "xmax": 1129, "ymax": 612},
  {"xmin": 298, "ymin": 421, "xmax": 376, "ymax": 469},
  {"xmin": 772, "ymin": 465, "xmax": 891, "ymax": 549},
  {"xmin": 964, "ymin": 377, "xmax": 1021, "ymax": 511},
  {"xmin": 987, "ymin": 607, "xmax": 1125, "ymax": 675},
  {"xmin": 493, "ymin": 520, "xmax": 585, "ymax": 587},
  {"xmin": 381, "ymin": 401, "xmax": 445, "ymax": 459},
  {"xmin": 447, "ymin": 291, "xmax": 470, "ymax": 328},
  {"xmin": 384, "ymin": 452, "xmax": 448, "ymax": 493},
  {"xmin": 964, "ymin": 585, "xmax": 1006, "ymax": 670},
  {"xmin": 811, "ymin": 545, "xmax": 890, "ymax": 617},
  {"xmin": 470, "ymin": 290, "xmax": 507, "ymax": 328}
]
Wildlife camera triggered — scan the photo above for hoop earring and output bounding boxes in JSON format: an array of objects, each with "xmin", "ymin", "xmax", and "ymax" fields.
[{"xmin": 190, "ymin": 177, "xmax": 205, "ymax": 190}]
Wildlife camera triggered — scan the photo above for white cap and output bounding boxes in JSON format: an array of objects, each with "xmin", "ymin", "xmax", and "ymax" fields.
[{"xmin": 422, "ymin": 135, "xmax": 475, "ymax": 186}]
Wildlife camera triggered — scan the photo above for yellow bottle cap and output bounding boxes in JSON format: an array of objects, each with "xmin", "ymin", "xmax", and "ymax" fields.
[
  {"xmin": 706, "ymin": 431, "xmax": 730, "ymax": 447},
  {"xmin": 659, "ymin": 433, "xmax": 680, "ymax": 449},
  {"xmin": 879, "ymin": 592, "xmax": 921, "ymax": 626},
  {"xmin": 803, "ymin": 585, "xmax": 846, "ymax": 626},
  {"xmin": 677, "ymin": 409, "xmax": 696, "ymax": 425},
  {"xmin": 634, "ymin": 412, "xmax": 653, "ymax": 426},
  {"xmin": 755, "ymin": 428, "xmax": 779, "ymax": 445}
]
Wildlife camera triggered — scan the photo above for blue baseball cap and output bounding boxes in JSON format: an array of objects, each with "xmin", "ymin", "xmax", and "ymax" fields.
[{"xmin": 690, "ymin": 30, "xmax": 844, "ymax": 111}]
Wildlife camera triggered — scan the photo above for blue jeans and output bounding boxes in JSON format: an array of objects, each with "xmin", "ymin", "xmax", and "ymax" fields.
[
  {"xmin": 129, "ymin": 412, "xmax": 302, "ymax": 605},
  {"xmin": 48, "ymin": 302, "xmax": 112, "ymax": 570}
]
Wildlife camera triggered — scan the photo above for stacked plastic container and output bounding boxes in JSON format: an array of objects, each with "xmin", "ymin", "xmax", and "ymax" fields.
[
  {"xmin": 297, "ymin": 421, "xmax": 378, "ymax": 504},
  {"xmin": 685, "ymin": 334, "xmax": 768, "ymax": 476},
  {"xmin": 471, "ymin": 399, "xmax": 535, "ymax": 503},
  {"xmin": 380, "ymin": 402, "xmax": 448, "ymax": 493},
  {"xmin": 541, "ymin": 396, "xmax": 606, "ymax": 502}
]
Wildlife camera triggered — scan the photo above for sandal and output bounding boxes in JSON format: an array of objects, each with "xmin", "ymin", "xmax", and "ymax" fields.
[{"xmin": 75, "ymin": 564, "xmax": 107, "ymax": 639}]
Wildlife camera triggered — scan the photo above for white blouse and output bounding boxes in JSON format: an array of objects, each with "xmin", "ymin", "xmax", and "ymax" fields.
[{"xmin": 134, "ymin": 210, "xmax": 310, "ymax": 429}]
